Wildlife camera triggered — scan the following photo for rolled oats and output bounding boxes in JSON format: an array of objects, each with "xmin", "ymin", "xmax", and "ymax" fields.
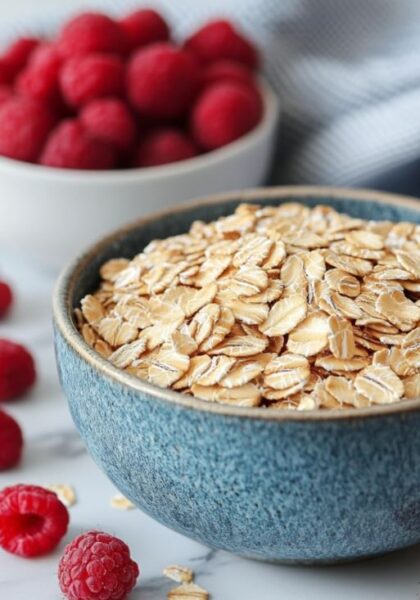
[
  {"xmin": 78, "ymin": 203, "xmax": 420, "ymax": 410},
  {"xmin": 163, "ymin": 565, "xmax": 194, "ymax": 584},
  {"xmin": 167, "ymin": 582, "xmax": 209, "ymax": 600}
]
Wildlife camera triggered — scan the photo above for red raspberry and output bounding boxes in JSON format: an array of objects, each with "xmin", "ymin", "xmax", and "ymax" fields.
[
  {"xmin": 191, "ymin": 82, "xmax": 263, "ymax": 150},
  {"xmin": 60, "ymin": 54, "xmax": 125, "ymax": 108},
  {"xmin": 0, "ymin": 97, "xmax": 54, "ymax": 162},
  {"xmin": 120, "ymin": 9, "xmax": 170, "ymax": 52},
  {"xmin": 134, "ymin": 128, "xmax": 198, "ymax": 167},
  {"xmin": 40, "ymin": 119, "xmax": 117, "ymax": 170},
  {"xmin": 80, "ymin": 99, "xmax": 136, "ymax": 153},
  {"xmin": 16, "ymin": 44, "xmax": 62, "ymax": 108},
  {"xmin": 0, "ymin": 484, "xmax": 69, "ymax": 557},
  {"xmin": 0, "ymin": 85, "xmax": 13, "ymax": 106},
  {"xmin": 57, "ymin": 12, "xmax": 125, "ymax": 58},
  {"xmin": 0, "ymin": 339, "xmax": 36, "ymax": 401},
  {"xmin": 0, "ymin": 60, "xmax": 11, "ymax": 85},
  {"xmin": 184, "ymin": 19, "xmax": 259, "ymax": 68},
  {"xmin": 201, "ymin": 59, "xmax": 255, "ymax": 89},
  {"xmin": 127, "ymin": 43, "xmax": 200, "ymax": 119},
  {"xmin": 3, "ymin": 38, "xmax": 40, "ymax": 79},
  {"xmin": 0, "ymin": 281, "xmax": 13, "ymax": 317},
  {"xmin": 0, "ymin": 410, "xmax": 23, "ymax": 470},
  {"xmin": 59, "ymin": 530, "xmax": 139, "ymax": 600}
]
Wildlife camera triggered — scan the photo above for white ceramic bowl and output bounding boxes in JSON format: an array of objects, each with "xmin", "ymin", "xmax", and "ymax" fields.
[{"xmin": 0, "ymin": 83, "xmax": 279, "ymax": 269}]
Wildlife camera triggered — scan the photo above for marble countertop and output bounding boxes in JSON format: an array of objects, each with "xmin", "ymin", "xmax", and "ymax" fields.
[{"xmin": 1, "ymin": 250, "xmax": 420, "ymax": 600}]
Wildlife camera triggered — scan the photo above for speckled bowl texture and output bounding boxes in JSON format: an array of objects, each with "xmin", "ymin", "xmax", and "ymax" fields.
[{"xmin": 53, "ymin": 186, "xmax": 420, "ymax": 564}]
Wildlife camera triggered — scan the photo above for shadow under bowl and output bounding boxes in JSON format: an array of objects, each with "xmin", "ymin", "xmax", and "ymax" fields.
[{"xmin": 53, "ymin": 186, "xmax": 420, "ymax": 564}]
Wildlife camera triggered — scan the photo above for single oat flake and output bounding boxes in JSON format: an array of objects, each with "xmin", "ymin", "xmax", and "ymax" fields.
[
  {"xmin": 77, "ymin": 202, "xmax": 420, "ymax": 411},
  {"xmin": 47, "ymin": 484, "xmax": 76, "ymax": 507},
  {"xmin": 110, "ymin": 493, "xmax": 136, "ymax": 511},
  {"xmin": 167, "ymin": 582, "xmax": 209, "ymax": 600},
  {"xmin": 163, "ymin": 565, "xmax": 194, "ymax": 584}
]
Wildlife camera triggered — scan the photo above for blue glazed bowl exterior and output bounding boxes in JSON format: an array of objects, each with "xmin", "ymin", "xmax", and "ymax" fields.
[{"xmin": 53, "ymin": 187, "xmax": 420, "ymax": 564}]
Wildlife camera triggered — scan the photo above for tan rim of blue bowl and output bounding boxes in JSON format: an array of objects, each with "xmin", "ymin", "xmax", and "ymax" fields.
[{"xmin": 53, "ymin": 185, "xmax": 420, "ymax": 421}]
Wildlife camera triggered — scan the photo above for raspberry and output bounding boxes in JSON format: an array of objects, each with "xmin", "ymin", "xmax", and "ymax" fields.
[
  {"xmin": 0, "ymin": 60, "xmax": 11, "ymax": 85},
  {"xmin": 134, "ymin": 128, "xmax": 198, "ymax": 167},
  {"xmin": 16, "ymin": 44, "xmax": 62, "ymax": 108},
  {"xmin": 0, "ymin": 281, "xmax": 13, "ymax": 317},
  {"xmin": 0, "ymin": 85, "xmax": 13, "ymax": 107},
  {"xmin": 3, "ymin": 38, "xmax": 40, "ymax": 79},
  {"xmin": 120, "ymin": 9, "xmax": 170, "ymax": 52},
  {"xmin": 191, "ymin": 82, "xmax": 263, "ymax": 150},
  {"xmin": 0, "ymin": 410, "xmax": 23, "ymax": 470},
  {"xmin": 127, "ymin": 43, "xmax": 200, "ymax": 119},
  {"xmin": 184, "ymin": 19, "xmax": 259, "ymax": 68},
  {"xmin": 40, "ymin": 120, "xmax": 117, "ymax": 170},
  {"xmin": 201, "ymin": 59, "xmax": 255, "ymax": 89},
  {"xmin": 80, "ymin": 99, "xmax": 136, "ymax": 153},
  {"xmin": 58, "ymin": 530, "xmax": 139, "ymax": 600},
  {"xmin": 0, "ymin": 484, "xmax": 69, "ymax": 557},
  {"xmin": 57, "ymin": 12, "xmax": 125, "ymax": 58},
  {"xmin": 60, "ymin": 54, "xmax": 125, "ymax": 108},
  {"xmin": 0, "ymin": 339, "xmax": 36, "ymax": 401},
  {"xmin": 0, "ymin": 97, "xmax": 55, "ymax": 162}
]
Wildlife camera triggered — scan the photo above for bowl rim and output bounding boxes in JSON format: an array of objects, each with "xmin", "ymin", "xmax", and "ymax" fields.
[
  {"xmin": 0, "ymin": 81, "xmax": 279, "ymax": 183},
  {"xmin": 53, "ymin": 185, "xmax": 420, "ymax": 422}
]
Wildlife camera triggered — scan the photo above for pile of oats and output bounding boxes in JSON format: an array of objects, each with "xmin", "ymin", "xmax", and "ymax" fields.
[{"xmin": 75, "ymin": 203, "xmax": 420, "ymax": 410}]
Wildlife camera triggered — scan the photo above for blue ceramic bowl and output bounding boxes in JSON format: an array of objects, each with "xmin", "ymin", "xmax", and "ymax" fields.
[{"xmin": 53, "ymin": 186, "xmax": 420, "ymax": 564}]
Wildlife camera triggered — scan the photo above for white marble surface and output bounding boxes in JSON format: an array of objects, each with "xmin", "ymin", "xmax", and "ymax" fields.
[{"xmin": 0, "ymin": 251, "xmax": 420, "ymax": 600}]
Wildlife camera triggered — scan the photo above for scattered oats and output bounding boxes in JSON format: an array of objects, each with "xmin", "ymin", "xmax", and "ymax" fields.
[
  {"xmin": 163, "ymin": 565, "xmax": 194, "ymax": 584},
  {"xmin": 47, "ymin": 484, "xmax": 76, "ymax": 507},
  {"xmin": 110, "ymin": 493, "xmax": 135, "ymax": 511},
  {"xmin": 167, "ymin": 582, "xmax": 209, "ymax": 600},
  {"xmin": 78, "ymin": 202, "xmax": 420, "ymax": 410}
]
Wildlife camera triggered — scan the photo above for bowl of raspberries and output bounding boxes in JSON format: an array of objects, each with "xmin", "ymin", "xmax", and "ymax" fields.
[{"xmin": 0, "ymin": 8, "xmax": 279, "ymax": 268}]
